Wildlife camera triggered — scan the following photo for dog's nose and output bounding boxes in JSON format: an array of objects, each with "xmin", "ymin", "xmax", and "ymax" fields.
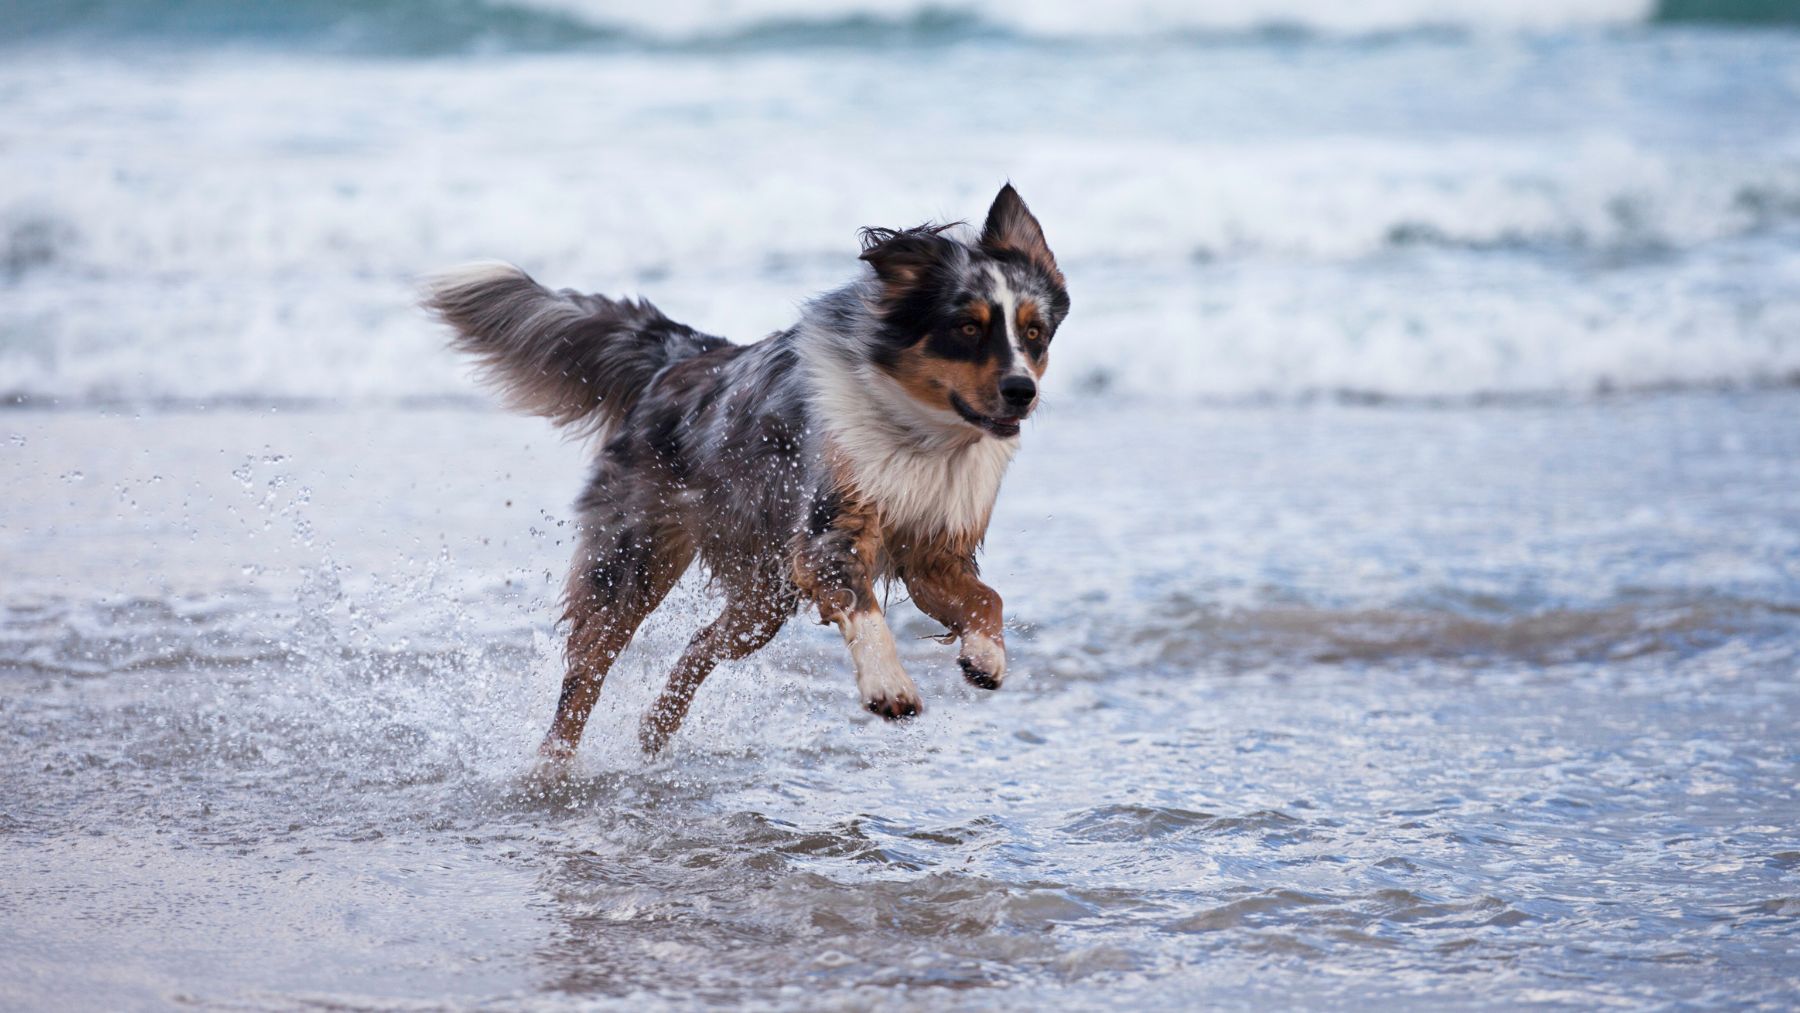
[{"xmin": 999, "ymin": 375, "xmax": 1036, "ymax": 411}]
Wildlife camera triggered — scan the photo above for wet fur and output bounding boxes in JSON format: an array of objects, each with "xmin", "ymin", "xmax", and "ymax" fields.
[{"xmin": 423, "ymin": 185, "xmax": 1068, "ymax": 758}]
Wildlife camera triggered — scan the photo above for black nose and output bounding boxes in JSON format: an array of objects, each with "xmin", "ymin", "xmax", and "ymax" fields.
[{"xmin": 999, "ymin": 375, "xmax": 1036, "ymax": 409}]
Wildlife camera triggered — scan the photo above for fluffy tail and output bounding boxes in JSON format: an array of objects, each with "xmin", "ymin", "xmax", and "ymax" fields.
[{"xmin": 421, "ymin": 262, "xmax": 726, "ymax": 436}]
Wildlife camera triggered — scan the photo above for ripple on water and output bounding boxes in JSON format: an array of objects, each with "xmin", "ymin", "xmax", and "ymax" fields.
[
  {"xmin": 1059, "ymin": 803, "xmax": 1310, "ymax": 844},
  {"xmin": 6, "ymin": 395, "xmax": 1800, "ymax": 1007}
]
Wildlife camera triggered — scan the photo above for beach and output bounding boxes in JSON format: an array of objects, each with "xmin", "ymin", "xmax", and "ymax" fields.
[{"xmin": 3, "ymin": 1, "xmax": 1799, "ymax": 1006}]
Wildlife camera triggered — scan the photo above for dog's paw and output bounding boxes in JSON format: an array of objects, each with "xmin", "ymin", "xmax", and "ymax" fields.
[
  {"xmin": 528, "ymin": 738, "xmax": 578, "ymax": 785},
  {"xmin": 638, "ymin": 714, "xmax": 672, "ymax": 755},
  {"xmin": 864, "ymin": 689, "xmax": 923, "ymax": 720},
  {"xmin": 637, "ymin": 695, "xmax": 685, "ymax": 756},
  {"xmin": 844, "ymin": 611, "xmax": 922, "ymax": 721},
  {"xmin": 858, "ymin": 659, "xmax": 923, "ymax": 720},
  {"xmin": 958, "ymin": 632, "xmax": 1007, "ymax": 690}
]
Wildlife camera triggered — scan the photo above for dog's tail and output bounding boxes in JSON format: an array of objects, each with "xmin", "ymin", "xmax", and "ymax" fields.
[{"xmin": 421, "ymin": 262, "xmax": 726, "ymax": 436}]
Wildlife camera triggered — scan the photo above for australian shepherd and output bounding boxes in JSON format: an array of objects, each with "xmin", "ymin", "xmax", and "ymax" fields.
[{"xmin": 424, "ymin": 185, "xmax": 1068, "ymax": 760}]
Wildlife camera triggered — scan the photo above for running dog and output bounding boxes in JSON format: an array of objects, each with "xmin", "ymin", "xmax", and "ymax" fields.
[{"xmin": 424, "ymin": 185, "xmax": 1068, "ymax": 758}]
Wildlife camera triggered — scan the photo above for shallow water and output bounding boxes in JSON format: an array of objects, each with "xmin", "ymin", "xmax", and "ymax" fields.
[
  {"xmin": 5, "ymin": 1, "xmax": 1800, "ymax": 1005},
  {"xmin": 4, "ymin": 394, "xmax": 1797, "ymax": 1008}
]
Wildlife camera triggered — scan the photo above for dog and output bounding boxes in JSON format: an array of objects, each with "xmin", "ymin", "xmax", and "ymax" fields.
[{"xmin": 424, "ymin": 185, "xmax": 1068, "ymax": 759}]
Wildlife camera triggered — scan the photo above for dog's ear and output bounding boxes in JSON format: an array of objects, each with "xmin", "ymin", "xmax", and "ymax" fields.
[
  {"xmin": 980, "ymin": 184, "xmax": 1061, "ymax": 284},
  {"xmin": 859, "ymin": 226, "xmax": 953, "ymax": 296}
]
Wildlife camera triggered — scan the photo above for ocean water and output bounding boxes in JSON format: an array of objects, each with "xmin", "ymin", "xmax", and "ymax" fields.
[
  {"xmin": 5, "ymin": 0, "xmax": 1800, "ymax": 404},
  {"xmin": 3, "ymin": 2, "xmax": 1800, "ymax": 1009}
]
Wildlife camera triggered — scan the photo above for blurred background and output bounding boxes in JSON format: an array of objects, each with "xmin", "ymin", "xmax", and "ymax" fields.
[
  {"xmin": 4, "ymin": 2, "xmax": 1800, "ymax": 1009},
  {"xmin": 4, "ymin": 0, "xmax": 1799, "ymax": 405}
]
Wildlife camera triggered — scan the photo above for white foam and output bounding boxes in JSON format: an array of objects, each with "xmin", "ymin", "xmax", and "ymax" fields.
[
  {"xmin": 532, "ymin": 0, "xmax": 1656, "ymax": 37},
  {"xmin": 2, "ymin": 36, "xmax": 1797, "ymax": 405}
]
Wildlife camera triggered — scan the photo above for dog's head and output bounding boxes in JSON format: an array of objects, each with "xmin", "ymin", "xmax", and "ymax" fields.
[{"xmin": 859, "ymin": 185, "xmax": 1069, "ymax": 440}]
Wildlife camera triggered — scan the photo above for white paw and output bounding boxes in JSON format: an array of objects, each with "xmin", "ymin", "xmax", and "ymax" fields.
[
  {"xmin": 958, "ymin": 631, "xmax": 1006, "ymax": 690},
  {"xmin": 842, "ymin": 611, "xmax": 923, "ymax": 720},
  {"xmin": 860, "ymin": 671, "xmax": 923, "ymax": 719}
]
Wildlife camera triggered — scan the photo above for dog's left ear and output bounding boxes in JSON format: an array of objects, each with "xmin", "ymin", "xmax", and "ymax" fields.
[
  {"xmin": 980, "ymin": 184, "xmax": 1062, "ymax": 284},
  {"xmin": 859, "ymin": 229, "xmax": 948, "ymax": 296}
]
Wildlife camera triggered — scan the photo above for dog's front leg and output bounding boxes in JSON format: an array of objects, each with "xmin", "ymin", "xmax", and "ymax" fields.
[
  {"xmin": 900, "ymin": 551, "xmax": 1007, "ymax": 691},
  {"xmin": 837, "ymin": 608, "xmax": 920, "ymax": 719},
  {"xmin": 792, "ymin": 491, "xmax": 921, "ymax": 719}
]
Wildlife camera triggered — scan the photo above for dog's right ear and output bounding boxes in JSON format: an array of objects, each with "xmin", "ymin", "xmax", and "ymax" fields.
[
  {"xmin": 859, "ymin": 225, "xmax": 953, "ymax": 296},
  {"xmin": 980, "ymin": 183, "xmax": 1062, "ymax": 285}
]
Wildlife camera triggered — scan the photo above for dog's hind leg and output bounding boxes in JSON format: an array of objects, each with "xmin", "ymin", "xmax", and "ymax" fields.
[
  {"xmin": 542, "ymin": 521, "xmax": 693, "ymax": 763},
  {"xmin": 637, "ymin": 581, "xmax": 792, "ymax": 755}
]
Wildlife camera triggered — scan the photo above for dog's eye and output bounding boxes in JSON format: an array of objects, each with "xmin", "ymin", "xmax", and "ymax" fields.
[
  {"xmin": 1025, "ymin": 326, "xmax": 1042, "ymax": 342},
  {"xmin": 960, "ymin": 322, "xmax": 981, "ymax": 337}
]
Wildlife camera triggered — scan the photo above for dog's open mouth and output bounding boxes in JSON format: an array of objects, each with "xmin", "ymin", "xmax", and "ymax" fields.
[{"xmin": 949, "ymin": 394, "xmax": 1023, "ymax": 439}]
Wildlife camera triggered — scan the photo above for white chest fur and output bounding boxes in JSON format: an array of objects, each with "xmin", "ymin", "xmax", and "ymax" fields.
[
  {"xmin": 806, "ymin": 350, "xmax": 1017, "ymax": 540},
  {"xmin": 838, "ymin": 423, "xmax": 1015, "ymax": 539}
]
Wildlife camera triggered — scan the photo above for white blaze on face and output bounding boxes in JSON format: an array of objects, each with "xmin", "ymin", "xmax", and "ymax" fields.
[{"xmin": 985, "ymin": 264, "xmax": 1031, "ymax": 374}]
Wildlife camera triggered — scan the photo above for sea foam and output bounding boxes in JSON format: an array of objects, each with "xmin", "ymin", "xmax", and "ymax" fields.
[{"xmin": 2, "ymin": 25, "xmax": 1798, "ymax": 405}]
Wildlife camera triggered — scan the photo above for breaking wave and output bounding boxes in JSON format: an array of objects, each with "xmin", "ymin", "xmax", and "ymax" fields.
[
  {"xmin": 5, "ymin": 142, "xmax": 1799, "ymax": 406},
  {"xmin": 4, "ymin": 2, "xmax": 1799, "ymax": 405},
  {"xmin": 7, "ymin": 0, "xmax": 1791, "ymax": 56}
]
